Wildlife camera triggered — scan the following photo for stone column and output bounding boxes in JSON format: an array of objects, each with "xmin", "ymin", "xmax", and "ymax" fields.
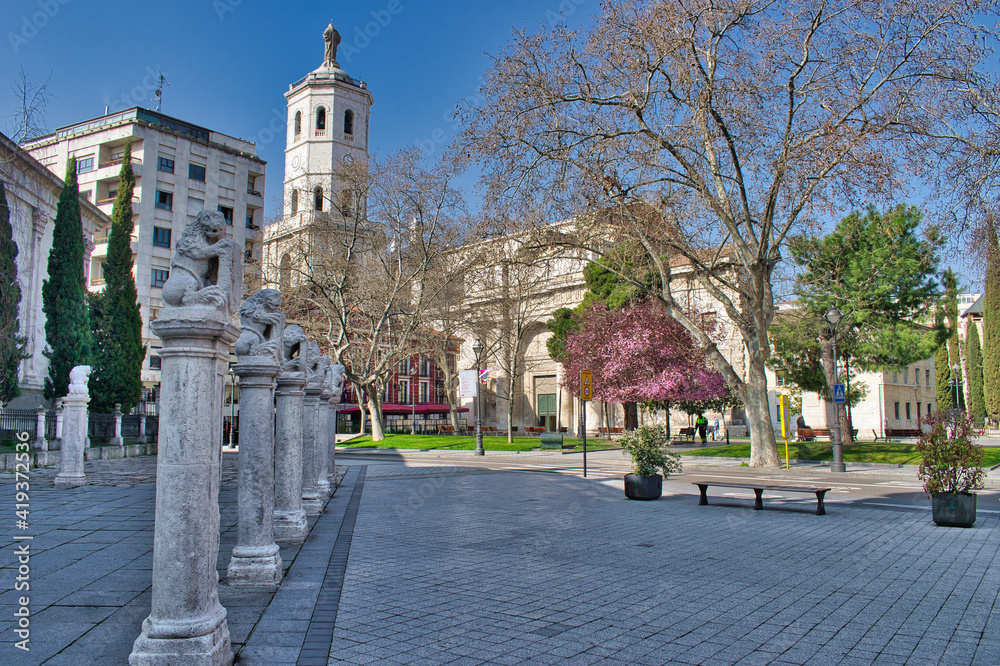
[
  {"xmin": 328, "ymin": 400, "xmax": 337, "ymax": 486},
  {"xmin": 301, "ymin": 384, "xmax": 323, "ymax": 515},
  {"xmin": 317, "ymin": 384, "xmax": 332, "ymax": 500},
  {"xmin": 226, "ymin": 359, "xmax": 282, "ymax": 587},
  {"xmin": 274, "ymin": 373, "xmax": 308, "ymax": 542},
  {"xmin": 54, "ymin": 398, "xmax": 64, "ymax": 450},
  {"xmin": 33, "ymin": 406, "xmax": 46, "ymax": 451},
  {"xmin": 55, "ymin": 368, "xmax": 90, "ymax": 487},
  {"xmin": 328, "ymin": 364, "xmax": 345, "ymax": 487},
  {"xmin": 130, "ymin": 319, "xmax": 237, "ymax": 665},
  {"xmin": 137, "ymin": 415, "xmax": 147, "ymax": 444},
  {"xmin": 130, "ymin": 209, "xmax": 243, "ymax": 666},
  {"xmin": 111, "ymin": 403, "xmax": 124, "ymax": 446}
]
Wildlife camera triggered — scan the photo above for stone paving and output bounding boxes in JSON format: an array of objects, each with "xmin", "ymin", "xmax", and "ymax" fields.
[{"xmin": 4, "ymin": 454, "xmax": 1000, "ymax": 664}]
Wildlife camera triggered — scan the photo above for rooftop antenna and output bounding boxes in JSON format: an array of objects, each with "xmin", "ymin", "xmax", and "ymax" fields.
[{"xmin": 151, "ymin": 67, "xmax": 169, "ymax": 112}]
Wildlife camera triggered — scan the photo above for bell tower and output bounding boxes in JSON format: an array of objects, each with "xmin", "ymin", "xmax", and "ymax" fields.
[{"xmin": 283, "ymin": 23, "xmax": 373, "ymax": 220}]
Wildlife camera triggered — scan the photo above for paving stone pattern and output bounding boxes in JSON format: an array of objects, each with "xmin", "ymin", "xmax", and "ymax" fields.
[
  {"xmin": 5, "ymin": 455, "xmax": 1000, "ymax": 665},
  {"xmin": 332, "ymin": 469, "xmax": 1000, "ymax": 665}
]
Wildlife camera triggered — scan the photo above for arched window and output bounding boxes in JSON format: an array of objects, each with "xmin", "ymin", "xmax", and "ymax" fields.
[
  {"xmin": 290, "ymin": 189, "xmax": 298, "ymax": 215},
  {"xmin": 344, "ymin": 110, "xmax": 354, "ymax": 136},
  {"xmin": 316, "ymin": 107, "xmax": 326, "ymax": 133},
  {"xmin": 280, "ymin": 254, "xmax": 291, "ymax": 292},
  {"xmin": 340, "ymin": 190, "xmax": 353, "ymax": 218},
  {"xmin": 294, "ymin": 111, "xmax": 302, "ymax": 136},
  {"xmin": 314, "ymin": 186, "xmax": 324, "ymax": 211}
]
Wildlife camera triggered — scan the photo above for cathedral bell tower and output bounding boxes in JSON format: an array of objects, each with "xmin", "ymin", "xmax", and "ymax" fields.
[{"xmin": 284, "ymin": 23, "xmax": 373, "ymax": 222}]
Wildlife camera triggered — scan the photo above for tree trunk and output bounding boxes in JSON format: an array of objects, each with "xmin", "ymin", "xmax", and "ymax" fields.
[
  {"xmin": 745, "ymin": 354, "xmax": 780, "ymax": 467},
  {"xmin": 366, "ymin": 391, "xmax": 385, "ymax": 441},
  {"xmin": 624, "ymin": 402, "xmax": 638, "ymax": 431}
]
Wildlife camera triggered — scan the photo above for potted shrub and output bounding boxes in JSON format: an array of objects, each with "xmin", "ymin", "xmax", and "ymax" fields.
[
  {"xmin": 916, "ymin": 411, "xmax": 985, "ymax": 527},
  {"xmin": 620, "ymin": 424, "xmax": 682, "ymax": 500}
]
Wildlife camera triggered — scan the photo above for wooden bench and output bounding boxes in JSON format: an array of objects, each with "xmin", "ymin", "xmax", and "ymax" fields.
[
  {"xmin": 597, "ymin": 427, "xmax": 623, "ymax": 437},
  {"xmin": 439, "ymin": 425, "xmax": 455, "ymax": 434},
  {"xmin": 693, "ymin": 482, "xmax": 831, "ymax": 515},
  {"xmin": 795, "ymin": 427, "xmax": 858, "ymax": 442},
  {"xmin": 482, "ymin": 425, "xmax": 500, "ymax": 435},
  {"xmin": 672, "ymin": 426, "xmax": 696, "ymax": 445},
  {"xmin": 524, "ymin": 426, "xmax": 545, "ymax": 435},
  {"xmin": 885, "ymin": 428, "xmax": 922, "ymax": 440}
]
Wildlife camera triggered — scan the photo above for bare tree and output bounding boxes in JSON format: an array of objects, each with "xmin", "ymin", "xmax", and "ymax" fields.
[
  {"xmin": 8, "ymin": 67, "xmax": 52, "ymax": 145},
  {"xmin": 273, "ymin": 149, "xmax": 467, "ymax": 440},
  {"xmin": 460, "ymin": 0, "xmax": 991, "ymax": 466},
  {"xmin": 466, "ymin": 233, "xmax": 560, "ymax": 443}
]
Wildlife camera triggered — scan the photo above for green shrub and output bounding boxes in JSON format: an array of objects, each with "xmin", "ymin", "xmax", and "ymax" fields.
[
  {"xmin": 916, "ymin": 411, "xmax": 985, "ymax": 494},
  {"xmin": 620, "ymin": 424, "xmax": 682, "ymax": 477}
]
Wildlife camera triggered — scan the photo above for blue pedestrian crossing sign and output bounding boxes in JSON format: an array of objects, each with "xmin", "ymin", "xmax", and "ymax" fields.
[{"xmin": 833, "ymin": 384, "xmax": 846, "ymax": 403}]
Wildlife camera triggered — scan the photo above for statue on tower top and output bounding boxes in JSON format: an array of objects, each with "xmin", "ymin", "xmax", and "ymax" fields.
[{"xmin": 323, "ymin": 23, "xmax": 341, "ymax": 67}]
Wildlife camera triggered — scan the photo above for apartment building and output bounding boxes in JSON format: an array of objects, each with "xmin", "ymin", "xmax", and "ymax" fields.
[{"xmin": 23, "ymin": 108, "xmax": 266, "ymax": 389}]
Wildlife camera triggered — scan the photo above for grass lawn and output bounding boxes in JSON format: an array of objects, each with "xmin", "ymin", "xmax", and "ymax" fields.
[
  {"xmin": 679, "ymin": 440, "xmax": 1000, "ymax": 466},
  {"xmin": 340, "ymin": 433, "xmax": 620, "ymax": 453}
]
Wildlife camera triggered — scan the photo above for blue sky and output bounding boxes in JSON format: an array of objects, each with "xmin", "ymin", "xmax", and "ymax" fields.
[
  {"xmin": 1, "ymin": 0, "xmax": 600, "ymax": 210},
  {"xmin": 0, "ymin": 0, "xmax": 984, "ymax": 291}
]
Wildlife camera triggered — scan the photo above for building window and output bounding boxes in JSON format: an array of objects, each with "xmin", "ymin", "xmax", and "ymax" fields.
[
  {"xmin": 76, "ymin": 156, "xmax": 95, "ymax": 173},
  {"xmin": 155, "ymin": 190, "xmax": 173, "ymax": 210},
  {"xmin": 189, "ymin": 163, "xmax": 206, "ymax": 182},
  {"xmin": 151, "ymin": 268, "xmax": 169, "ymax": 287},
  {"xmin": 158, "ymin": 156, "xmax": 175, "ymax": 173},
  {"xmin": 926, "ymin": 370, "xmax": 930, "ymax": 387},
  {"xmin": 344, "ymin": 109, "xmax": 354, "ymax": 135},
  {"xmin": 894, "ymin": 402, "xmax": 900, "ymax": 420},
  {"xmin": 246, "ymin": 214, "xmax": 255, "ymax": 228},
  {"xmin": 314, "ymin": 186, "xmax": 323, "ymax": 211},
  {"xmin": 290, "ymin": 189, "xmax": 298, "ymax": 215},
  {"xmin": 399, "ymin": 358, "xmax": 409, "ymax": 375},
  {"xmin": 153, "ymin": 227, "xmax": 172, "ymax": 248},
  {"xmin": 892, "ymin": 372, "xmax": 898, "ymax": 384},
  {"xmin": 294, "ymin": 111, "xmax": 302, "ymax": 136},
  {"xmin": 917, "ymin": 402, "xmax": 922, "ymax": 419},
  {"xmin": 149, "ymin": 350, "xmax": 162, "ymax": 371},
  {"xmin": 928, "ymin": 403, "xmax": 932, "ymax": 416},
  {"xmin": 218, "ymin": 205, "xmax": 233, "ymax": 225},
  {"xmin": 419, "ymin": 382, "xmax": 429, "ymax": 404},
  {"xmin": 903, "ymin": 368, "xmax": 908, "ymax": 384},
  {"xmin": 316, "ymin": 107, "xmax": 326, "ymax": 134},
  {"xmin": 81, "ymin": 190, "xmax": 92, "ymax": 201},
  {"xmin": 419, "ymin": 355, "xmax": 430, "ymax": 377},
  {"xmin": 906, "ymin": 402, "xmax": 912, "ymax": 420},
  {"xmin": 398, "ymin": 380, "xmax": 409, "ymax": 404}
]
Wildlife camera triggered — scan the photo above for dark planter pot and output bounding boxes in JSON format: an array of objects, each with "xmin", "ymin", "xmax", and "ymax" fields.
[
  {"xmin": 624, "ymin": 473, "xmax": 662, "ymax": 500},
  {"xmin": 932, "ymin": 492, "xmax": 977, "ymax": 527}
]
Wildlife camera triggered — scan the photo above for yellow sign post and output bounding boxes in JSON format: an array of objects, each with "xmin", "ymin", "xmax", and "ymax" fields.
[
  {"xmin": 779, "ymin": 394, "xmax": 789, "ymax": 469},
  {"xmin": 581, "ymin": 371, "xmax": 593, "ymax": 477}
]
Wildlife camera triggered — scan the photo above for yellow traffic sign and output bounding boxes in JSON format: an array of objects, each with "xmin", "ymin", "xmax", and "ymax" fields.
[{"xmin": 581, "ymin": 370, "xmax": 593, "ymax": 401}]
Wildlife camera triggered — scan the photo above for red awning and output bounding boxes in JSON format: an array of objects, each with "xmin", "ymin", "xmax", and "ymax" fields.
[{"xmin": 336, "ymin": 403, "xmax": 468, "ymax": 415}]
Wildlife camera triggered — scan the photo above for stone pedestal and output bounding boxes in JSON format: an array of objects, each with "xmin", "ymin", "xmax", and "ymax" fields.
[
  {"xmin": 55, "ymin": 392, "xmax": 89, "ymax": 487},
  {"xmin": 301, "ymin": 387, "xmax": 323, "ymax": 515},
  {"xmin": 33, "ymin": 406, "xmax": 46, "ymax": 451},
  {"xmin": 53, "ymin": 399, "xmax": 64, "ymax": 450},
  {"xmin": 111, "ymin": 403, "xmax": 124, "ymax": 446},
  {"xmin": 328, "ymin": 401, "xmax": 338, "ymax": 486},
  {"xmin": 138, "ymin": 415, "xmax": 148, "ymax": 444},
  {"xmin": 274, "ymin": 374, "xmax": 308, "ymax": 542},
  {"xmin": 129, "ymin": 319, "xmax": 237, "ymax": 666},
  {"xmin": 316, "ymin": 389, "xmax": 331, "ymax": 499},
  {"xmin": 226, "ymin": 359, "xmax": 283, "ymax": 587}
]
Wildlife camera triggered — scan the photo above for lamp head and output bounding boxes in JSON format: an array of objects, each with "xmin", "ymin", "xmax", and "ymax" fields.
[
  {"xmin": 824, "ymin": 306, "xmax": 843, "ymax": 327},
  {"xmin": 472, "ymin": 338, "xmax": 484, "ymax": 360}
]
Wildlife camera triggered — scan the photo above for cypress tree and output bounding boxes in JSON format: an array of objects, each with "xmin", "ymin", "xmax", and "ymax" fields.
[
  {"xmin": 42, "ymin": 158, "xmax": 91, "ymax": 400},
  {"xmin": 89, "ymin": 143, "xmax": 144, "ymax": 412},
  {"xmin": 942, "ymin": 269, "xmax": 964, "ymax": 408},
  {"xmin": 967, "ymin": 321, "xmax": 986, "ymax": 419},
  {"xmin": 984, "ymin": 216, "xmax": 1000, "ymax": 418},
  {"xmin": 0, "ymin": 181, "xmax": 29, "ymax": 404}
]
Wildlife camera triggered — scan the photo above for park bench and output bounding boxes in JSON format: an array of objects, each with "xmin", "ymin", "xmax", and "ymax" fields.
[
  {"xmin": 885, "ymin": 428, "xmax": 923, "ymax": 441},
  {"xmin": 439, "ymin": 425, "xmax": 455, "ymax": 434},
  {"xmin": 795, "ymin": 427, "xmax": 858, "ymax": 442},
  {"xmin": 693, "ymin": 482, "xmax": 831, "ymax": 515},
  {"xmin": 524, "ymin": 426, "xmax": 545, "ymax": 435},
  {"xmin": 597, "ymin": 426, "xmax": 623, "ymax": 437},
  {"xmin": 672, "ymin": 426, "xmax": 696, "ymax": 445},
  {"xmin": 482, "ymin": 425, "xmax": 500, "ymax": 435}
]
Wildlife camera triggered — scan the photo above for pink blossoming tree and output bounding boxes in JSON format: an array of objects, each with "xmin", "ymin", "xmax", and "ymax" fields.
[{"xmin": 561, "ymin": 301, "xmax": 727, "ymax": 407}]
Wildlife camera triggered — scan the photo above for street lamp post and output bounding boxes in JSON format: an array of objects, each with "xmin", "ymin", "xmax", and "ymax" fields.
[
  {"xmin": 952, "ymin": 362, "xmax": 963, "ymax": 411},
  {"xmin": 472, "ymin": 339, "xmax": 485, "ymax": 456},
  {"xmin": 824, "ymin": 307, "xmax": 846, "ymax": 473}
]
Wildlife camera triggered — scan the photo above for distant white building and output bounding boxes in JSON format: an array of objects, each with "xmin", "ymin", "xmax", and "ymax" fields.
[
  {"xmin": 1, "ymin": 132, "xmax": 109, "ymax": 408},
  {"xmin": 23, "ymin": 108, "xmax": 267, "ymax": 390}
]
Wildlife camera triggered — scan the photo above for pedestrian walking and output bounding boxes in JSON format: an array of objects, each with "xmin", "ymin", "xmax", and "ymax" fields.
[{"xmin": 696, "ymin": 413, "xmax": 708, "ymax": 445}]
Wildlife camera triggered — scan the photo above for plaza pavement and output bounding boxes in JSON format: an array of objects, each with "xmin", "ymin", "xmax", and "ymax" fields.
[{"xmin": 4, "ymin": 451, "xmax": 1000, "ymax": 665}]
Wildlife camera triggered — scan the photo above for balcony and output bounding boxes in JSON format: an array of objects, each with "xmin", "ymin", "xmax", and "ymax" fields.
[
  {"xmin": 247, "ymin": 188, "xmax": 262, "ymax": 198},
  {"xmin": 100, "ymin": 156, "xmax": 142, "ymax": 169}
]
